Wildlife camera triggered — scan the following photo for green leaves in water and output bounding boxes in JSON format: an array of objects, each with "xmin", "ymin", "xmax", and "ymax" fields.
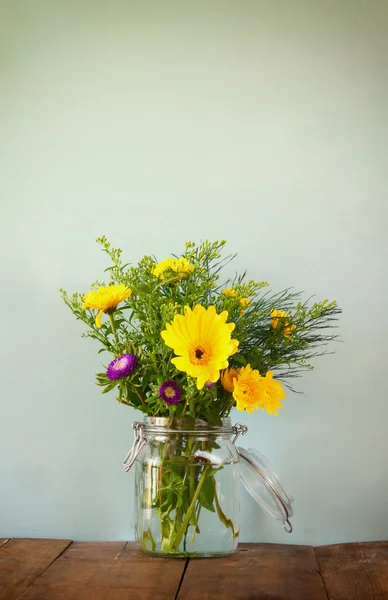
[{"xmin": 199, "ymin": 472, "xmax": 216, "ymax": 512}]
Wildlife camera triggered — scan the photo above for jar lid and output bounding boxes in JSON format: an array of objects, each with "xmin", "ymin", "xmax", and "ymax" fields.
[{"xmin": 237, "ymin": 447, "xmax": 294, "ymax": 533}]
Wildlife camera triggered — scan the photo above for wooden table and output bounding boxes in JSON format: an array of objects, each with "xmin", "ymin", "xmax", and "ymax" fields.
[{"xmin": 0, "ymin": 539, "xmax": 387, "ymax": 599}]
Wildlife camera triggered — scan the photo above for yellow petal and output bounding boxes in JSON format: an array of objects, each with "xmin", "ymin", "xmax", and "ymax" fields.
[
  {"xmin": 95, "ymin": 310, "xmax": 103, "ymax": 328},
  {"xmin": 196, "ymin": 374, "xmax": 207, "ymax": 390}
]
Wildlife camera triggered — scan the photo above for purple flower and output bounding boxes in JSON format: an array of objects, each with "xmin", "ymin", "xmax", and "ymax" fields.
[
  {"xmin": 204, "ymin": 380, "xmax": 216, "ymax": 389},
  {"xmin": 107, "ymin": 354, "xmax": 138, "ymax": 381},
  {"xmin": 158, "ymin": 380, "xmax": 181, "ymax": 405}
]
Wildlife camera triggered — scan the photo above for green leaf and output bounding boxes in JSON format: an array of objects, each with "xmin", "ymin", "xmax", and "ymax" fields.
[
  {"xmin": 101, "ymin": 380, "xmax": 119, "ymax": 394},
  {"xmin": 96, "ymin": 372, "xmax": 111, "ymax": 386},
  {"xmin": 208, "ymin": 465, "xmax": 224, "ymax": 476},
  {"xmin": 199, "ymin": 472, "xmax": 215, "ymax": 512},
  {"xmin": 137, "ymin": 284, "xmax": 150, "ymax": 293},
  {"xmin": 165, "ymin": 456, "xmax": 187, "ymax": 473},
  {"xmin": 141, "ymin": 369, "xmax": 152, "ymax": 393},
  {"xmin": 168, "ymin": 456, "xmax": 187, "ymax": 464},
  {"xmin": 204, "ymin": 410, "xmax": 223, "ymax": 426},
  {"xmin": 233, "ymin": 353, "xmax": 247, "ymax": 365}
]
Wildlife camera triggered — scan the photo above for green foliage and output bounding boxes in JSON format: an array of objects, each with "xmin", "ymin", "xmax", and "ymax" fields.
[{"xmin": 60, "ymin": 238, "xmax": 341, "ymax": 416}]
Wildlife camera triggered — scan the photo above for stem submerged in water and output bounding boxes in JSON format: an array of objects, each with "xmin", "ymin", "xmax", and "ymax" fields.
[
  {"xmin": 213, "ymin": 477, "xmax": 239, "ymax": 538},
  {"xmin": 171, "ymin": 465, "xmax": 210, "ymax": 551}
]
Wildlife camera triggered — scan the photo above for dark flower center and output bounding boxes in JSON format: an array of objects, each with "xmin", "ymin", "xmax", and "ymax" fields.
[{"xmin": 195, "ymin": 348, "xmax": 204, "ymax": 359}]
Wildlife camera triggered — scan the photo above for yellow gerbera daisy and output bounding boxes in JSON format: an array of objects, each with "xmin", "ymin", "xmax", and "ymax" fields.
[
  {"xmin": 221, "ymin": 367, "xmax": 239, "ymax": 392},
  {"xmin": 161, "ymin": 304, "xmax": 239, "ymax": 390},
  {"xmin": 257, "ymin": 370, "xmax": 286, "ymax": 416},
  {"xmin": 152, "ymin": 257, "xmax": 194, "ymax": 280},
  {"xmin": 270, "ymin": 308, "xmax": 296, "ymax": 340},
  {"xmin": 233, "ymin": 364, "xmax": 262, "ymax": 413},
  {"xmin": 82, "ymin": 284, "xmax": 132, "ymax": 328}
]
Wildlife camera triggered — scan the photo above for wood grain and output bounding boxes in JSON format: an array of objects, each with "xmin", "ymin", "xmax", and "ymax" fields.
[
  {"xmin": 2, "ymin": 539, "xmax": 387, "ymax": 600},
  {"xmin": 20, "ymin": 541, "xmax": 186, "ymax": 600},
  {"xmin": 177, "ymin": 543, "xmax": 329, "ymax": 600},
  {"xmin": 315, "ymin": 541, "xmax": 388, "ymax": 599},
  {"xmin": 0, "ymin": 538, "xmax": 71, "ymax": 600}
]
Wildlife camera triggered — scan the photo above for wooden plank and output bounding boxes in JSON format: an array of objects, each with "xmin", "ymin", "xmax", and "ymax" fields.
[
  {"xmin": 315, "ymin": 541, "xmax": 388, "ymax": 599},
  {"xmin": 21, "ymin": 541, "xmax": 186, "ymax": 600},
  {"xmin": 177, "ymin": 543, "xmax": 329, "ymax": 600},
  {"xmin": 0, "ymin": 538, "xmax": 72, "ymax": 600}
]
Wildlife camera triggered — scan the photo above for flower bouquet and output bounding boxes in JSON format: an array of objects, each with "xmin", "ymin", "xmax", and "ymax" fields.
[{"xmin": 61, "ymin": 238, "xmax": 340, "ymax": 557}]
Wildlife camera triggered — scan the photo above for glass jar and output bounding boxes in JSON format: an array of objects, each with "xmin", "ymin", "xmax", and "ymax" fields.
[
  {"xmin": 124, "ymin": 417, "xmax": 293, "ymax": 558},
  {"xmin": 131, "ymin": 417, "xmax": 239, "ymax": 558}
]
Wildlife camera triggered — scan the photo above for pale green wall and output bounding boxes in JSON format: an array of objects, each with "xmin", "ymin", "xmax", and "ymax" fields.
[{"xmin": 1, "ymin": 0, "xmax": 387, "ymax": 544}]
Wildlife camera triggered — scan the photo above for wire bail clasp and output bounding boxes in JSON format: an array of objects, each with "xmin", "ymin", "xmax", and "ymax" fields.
[
  {"xmin": 232, "ymin": 422, "xmax": 248, "ymax": 445},
  {"xmin": 122, "ymin": 421, "xmax": 149, "ymax": 472}
]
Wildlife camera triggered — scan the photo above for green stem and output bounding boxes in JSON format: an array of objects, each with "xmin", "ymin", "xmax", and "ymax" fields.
[
  {"xmin": 189, "ymin": 397, "xmax": 195, "ymax": 414},
  {"xmin": 172, "ymin": 465, "xmax": 210, "ymax": 550},
  {"xmin": 181, "ymin": 398, "xmax": 189, "ymax": 417},
  {"xmin": 191, "ymin": 503, "xmax": 202, "ymax": 543},
  {"xmin": 189, "ymin": 466, "xmax": 195, "ymax": 518},
  {"xmin": 187, "ymin": 438, "xmax": 199, "ymax": 527},
  {"xmin": 108, "ymin": 312, "xmax": 119, "ymax": 346},
  {"xmin": 158, "ymin": 435, "xmax": 174, "ymax": 551},
  {"xmin": 141, "ymin": 527, "xmax": 156, "ymax": 551},
  {"xmin": 133, "ymin": 387, "xmax": 146, "ymax": 406}
]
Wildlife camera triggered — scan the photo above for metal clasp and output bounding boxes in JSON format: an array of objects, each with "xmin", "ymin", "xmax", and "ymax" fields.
[
  {"xmin": 122, "ymin": 421, "xmax": 149, "ymax": 472},
  {"xmin": 232, "ymin": 422, "xmax": 248, "ymax": 444}
]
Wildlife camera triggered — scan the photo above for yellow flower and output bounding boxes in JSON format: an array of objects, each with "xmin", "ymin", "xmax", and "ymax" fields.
[
  {"xmin": 152, "ymin": 257, "xmax": 194, "ymax": 280},
  {"xmin": 221, "ymin": 368, "xmax": 239, "ymax": 392},
  {"xmin": 270, "ymin": 308, "xmax": 287, "ymax": 328},
  {"xmin": 82, "ymin": 284, "xmax": 131, "ymax": 328},
  {"xmin": 270, "ymin": 308, "xmax": 296, "ymax": 340},
  {"xmin": 239, "ymin": 298, "xmax": 250, "ymax": 316},
  {"xmin": 222, "ymin": 288, "xmax": 239, "ymax": 298},
  {"xmin": 161, "ymin": 304, "xmax": 239, "ymax": 390},
  {"xmin": 232, "ymin": 365, "xmax": 286, "ymax": 415},
  {"xmin": 256, "ymin": 370, "xmax": 286, "ymax": 416},
  {"xmin": 232, "ymin": 364, "xmax": 262, "ymax": 413},
  {"xmin": 223, "ymin": 289, "xmax": 250, "ymax": 315},
  {"xmin": 239, "ymin": 298, "xmax": 250, "ymax": 308}
]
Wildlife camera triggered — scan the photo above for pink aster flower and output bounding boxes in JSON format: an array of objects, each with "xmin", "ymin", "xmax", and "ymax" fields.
[
  {"xmin": 158, "ymin": 380, "xmax": 181, "ymax": 405},
  {"xmin": 107, "ymin": 354, "xmax": 138, "ymax": 381}
]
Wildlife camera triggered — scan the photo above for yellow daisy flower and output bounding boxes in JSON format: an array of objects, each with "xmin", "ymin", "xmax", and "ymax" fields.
[
  {"xmin": 257, "ymin": 370, "xmax": 286, "ymax": 416},
  {"xmin": 233, "ymin": 366, "xmax": 286, "ymax": 415},
  {"xmin": 270, "ymin": 308, "xmax": 296, "ymax": 340},
  {"xmin": 152, "ymin": 257, "xmax": 194, "ymax": 280},
  {"xmin": 161, "ymin": 304, "xmax": 239, "ymax": 390},
  {"xmin": 233, "ymin": 364, "xmax": 262, "ymax": 413},
  {"xmin": 221, "ymin": 367, "xmax": 239, "ymax": 392},
  {"xmin": 82, "ymin": 284, "xmax": 132, "ymax": 328}
]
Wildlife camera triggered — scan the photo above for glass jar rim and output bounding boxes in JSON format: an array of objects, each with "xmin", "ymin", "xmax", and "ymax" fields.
[{"xmin": 142, "ymin": 416, "xmax": 233, "ymax": 434}]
